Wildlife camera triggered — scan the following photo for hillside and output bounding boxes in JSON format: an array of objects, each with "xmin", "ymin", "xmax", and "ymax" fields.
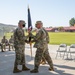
[
  {"xmin": 0, "ymin": 23, "xmax": 17, "ymax": 32},
  {"xmin": 0, "ymin": 23, "xmax": 17, "ymax": 36}
]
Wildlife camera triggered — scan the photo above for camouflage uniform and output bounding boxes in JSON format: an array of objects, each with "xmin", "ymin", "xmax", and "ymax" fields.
[
  {"xmin": 40, "ymin": 28, "xmax": 49, "ymax": 64},
  {"xmin": 14, "ymin": 27, "xmax": 27, "ymax": 65},
  {"xmin": 13, "ymin": 20, "xmax": 30, "ymax": 73},
  {"xmin": 31, "ymin": 27, "xmax": 54, "ymax": 70},
  {"xmin": 9, "ymin": 36, "xmax": 14, "ymax": 43},
  {"xmin": 1, "ymin": 37, "xmax": 9, "ymax": 51},
  {"xmin": 9, "ymin": 36, "xmax": 14, "ymax": 50}
]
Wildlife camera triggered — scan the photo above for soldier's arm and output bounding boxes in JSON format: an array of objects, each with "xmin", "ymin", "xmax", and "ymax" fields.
[
  {"xmin": 32, "ymin": 30, "xmax": 42, "ymax": 41},
  {"xmin": 46, "ymin": 32, "xmax": 49, "ymax": 43},
  {"xmin": 34, "ymin": 31, "xmax": 42, "ymax": 40},
  {"xmin": 43, "ymin": 29, "xmax": 50, "ymax": 43}
]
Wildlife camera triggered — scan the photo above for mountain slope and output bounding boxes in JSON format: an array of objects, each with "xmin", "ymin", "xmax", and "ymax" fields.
[{"xmin": 0, "ymin": 23, "xmax": 17, "ymax": 33}]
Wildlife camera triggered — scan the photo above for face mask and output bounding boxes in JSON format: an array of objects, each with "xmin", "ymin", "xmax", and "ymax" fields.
[{"xmin": 22, "ymin": 24, "xmax": 26, "ymax": 27}]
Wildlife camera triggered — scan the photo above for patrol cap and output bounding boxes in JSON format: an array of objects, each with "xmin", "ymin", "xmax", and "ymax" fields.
[
  {"xmin": 18, "ymin": 20, "xmax": 26, "ymax": 24},
  {"xmin": 35, "ymin": 21, "xmax": 43, "ymax": 26}
]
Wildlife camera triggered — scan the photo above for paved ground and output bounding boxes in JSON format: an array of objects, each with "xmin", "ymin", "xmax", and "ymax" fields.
[{"xmin": 0, "ymin": 44, "xmax": 75, "ymax": 75}]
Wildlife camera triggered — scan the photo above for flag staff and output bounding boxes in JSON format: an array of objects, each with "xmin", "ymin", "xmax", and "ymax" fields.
[{"xmin": 27, "ymin": 5, "xmax": 32, "ymax": 58}]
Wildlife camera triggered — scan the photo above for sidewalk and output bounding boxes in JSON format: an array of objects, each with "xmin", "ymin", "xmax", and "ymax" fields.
[{"xmin": 0, "ymin": 44, "xmax": 75, "ymax": 75}]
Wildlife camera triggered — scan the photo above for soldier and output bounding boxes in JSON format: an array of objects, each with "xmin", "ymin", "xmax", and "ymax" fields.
[
  {"xmin": 29, "ymin": 21, "xmax": 54, "ymax": 73},
  {"xmin": 9, "ymin": 35, "xmax": 14, "ymax": 51},
  {"xmin": 40, "ymin": 27, "xmax": 50, "ymax": 65},
  {"xmin": 13, "ymin": 20, "xmax": 30, "ymax": 73},
  {"xmin": 36, "ymin": 29, "xmax": 46, "ymax": 65},
  {"xmin": 1, "ymin": 36, "xmax": 9, "ymax": 51}
]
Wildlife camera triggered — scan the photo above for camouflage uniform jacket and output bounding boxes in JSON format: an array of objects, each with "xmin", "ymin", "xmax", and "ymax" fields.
[
  {"xmin": 42, "ymin": 28, "xmax": 49, "ymax": 43},
  {"xmin": 1, "ymin": 39, "xmax": 8, "ymax": 44},
  {"xmin": 9, "ymin": 38, "xmax": 14, "ymax": 43},
  {"xmin": 32, "ymin": 27, "xmax": 49, "ymax": 49},
  {"xmin": 14, "ymin": 27, "xmax": 27, "ymax": 47},
  {"xmin": 1, "ymin": 38, "xmax": 9, "ymax": 46}
]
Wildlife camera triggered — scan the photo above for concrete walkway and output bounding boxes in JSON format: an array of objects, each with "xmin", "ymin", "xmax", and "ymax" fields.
[{"xmin": 0, "ymin": 44, "xmax": 75, "ymax": 75}]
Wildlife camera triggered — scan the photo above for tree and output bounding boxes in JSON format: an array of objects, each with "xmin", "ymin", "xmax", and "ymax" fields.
[
  {"xmin": 58, "ymin": 26, "xmax": 64, "ymax": 31},
  {"xmin": 69, "ymin": 18, "xmax": 75, "ymax": 26}
]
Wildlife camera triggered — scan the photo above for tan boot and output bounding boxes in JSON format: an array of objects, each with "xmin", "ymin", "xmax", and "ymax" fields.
[
  {"xmin": 49, "ymin": 68, "xmax": 54, "ymax": 71},
  {"xmin": 40, "ymin": 60, "xmax": 46, "ymax": 65},
  {"xmin": 22, "ymin": 65, "xmax": 30, "ymax": 71},
  {"xmin": 30, "ymin": 69, "xmax": 38, "ymax": 73},
  {"xmin": 42, "ymin": 61, "xmax": 46, "ymax": 65},
  {"xmin": 13, "ymin": 66, "xmax": 22, "ymax": 73}
]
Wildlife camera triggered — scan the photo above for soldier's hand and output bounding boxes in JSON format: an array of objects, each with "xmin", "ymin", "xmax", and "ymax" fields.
[
  {"xmin": 29, "ymin": 32, "xmax": 33, "ymax": 37},
  {"xmin": 25, "ymin": 40, "xmax": 29, "ymax": 43}
]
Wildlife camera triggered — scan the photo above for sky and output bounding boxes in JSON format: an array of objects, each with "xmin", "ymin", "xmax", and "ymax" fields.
[{"xmin": 0, "ymin": 0, "xmax": 75, "ymax": 27}]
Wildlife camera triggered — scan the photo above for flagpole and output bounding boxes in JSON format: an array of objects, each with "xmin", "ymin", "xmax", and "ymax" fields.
[
  {"xmin": 27, "ymin": 6, "xmax": 32, "ymax": 58},
  {"xmin": 30, "ymin": 41, "xmax": 32, "ymax": 58}
]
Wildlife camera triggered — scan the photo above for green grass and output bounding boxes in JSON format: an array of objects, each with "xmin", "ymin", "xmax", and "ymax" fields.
[
  {"xmin": 49, "ymin": 32, "xmax": 75, "ymax": 45},
  {"xmin": 5, "ymin": 32, "xmax": 13, "ymax": 39},
  {"xmin": 1, "ymin": 32, "xmax": 75, "ymax": 45}
]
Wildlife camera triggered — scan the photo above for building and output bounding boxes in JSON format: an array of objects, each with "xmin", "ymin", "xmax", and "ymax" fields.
[
  {"xmin": 44, "ymin": 26, "xmax": 75, "ymax": 32},
  {"xmin": 45, "ymin": 27, "xmax": 58, "ymax": 32},
  {"xmin": 64, "ymin": 26, "xmax": 75, "ymax": 32}
]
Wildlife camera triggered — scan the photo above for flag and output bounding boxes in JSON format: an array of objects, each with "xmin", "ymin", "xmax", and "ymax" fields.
[
  {"xmin": 28, "ymin": 6, "xmax": 32, "ymax": 42},
  {"xmin": 28, "ymin": 7, "xmax": 32, "ymax": 31}
]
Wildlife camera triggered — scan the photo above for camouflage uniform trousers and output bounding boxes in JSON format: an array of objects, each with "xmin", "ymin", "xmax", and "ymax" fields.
[
  {"xmin": 41, "ymin": 55, "xmax": 46, "ymax": 63},
  {"xmin": 0, "ymin": 43, "xmax": 3, "ymax": 51},
  {"xmin": 34, "ymin": 48, "xmax": 54, "ymax": 70},
  {"xmin": 14, "ymin": 45, "xmax": 25, "ymax": 65},
  {"xmin": 9, "ymin": 43, "xmax": 14, "ymax": 50},
  {"xmin": 1, "ymin": 43, "xmax": 9, "ymax": 50}
]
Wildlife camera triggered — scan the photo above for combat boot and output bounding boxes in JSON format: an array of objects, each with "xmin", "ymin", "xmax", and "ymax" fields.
[
  {"xmin": 41, "ymin": 61, "xmax": 46, "ymax": 65},
  {"xmin": 13, "ymin": 66, "xmax": 22, "ymax": 73},
  {"xmin": 40, "ymin": 59, "xmax": 46, "ymax": 65},
  {"xmin": 49, "ymin": 68, "xmax": 54, "ymax": 71},
  {"xmin": 30, "ymin": 69, "xmax": 38, "ymax": 73},
  {"xmin": 22, "ymin": 65, "xmax": 30, "ymax": 71}
]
